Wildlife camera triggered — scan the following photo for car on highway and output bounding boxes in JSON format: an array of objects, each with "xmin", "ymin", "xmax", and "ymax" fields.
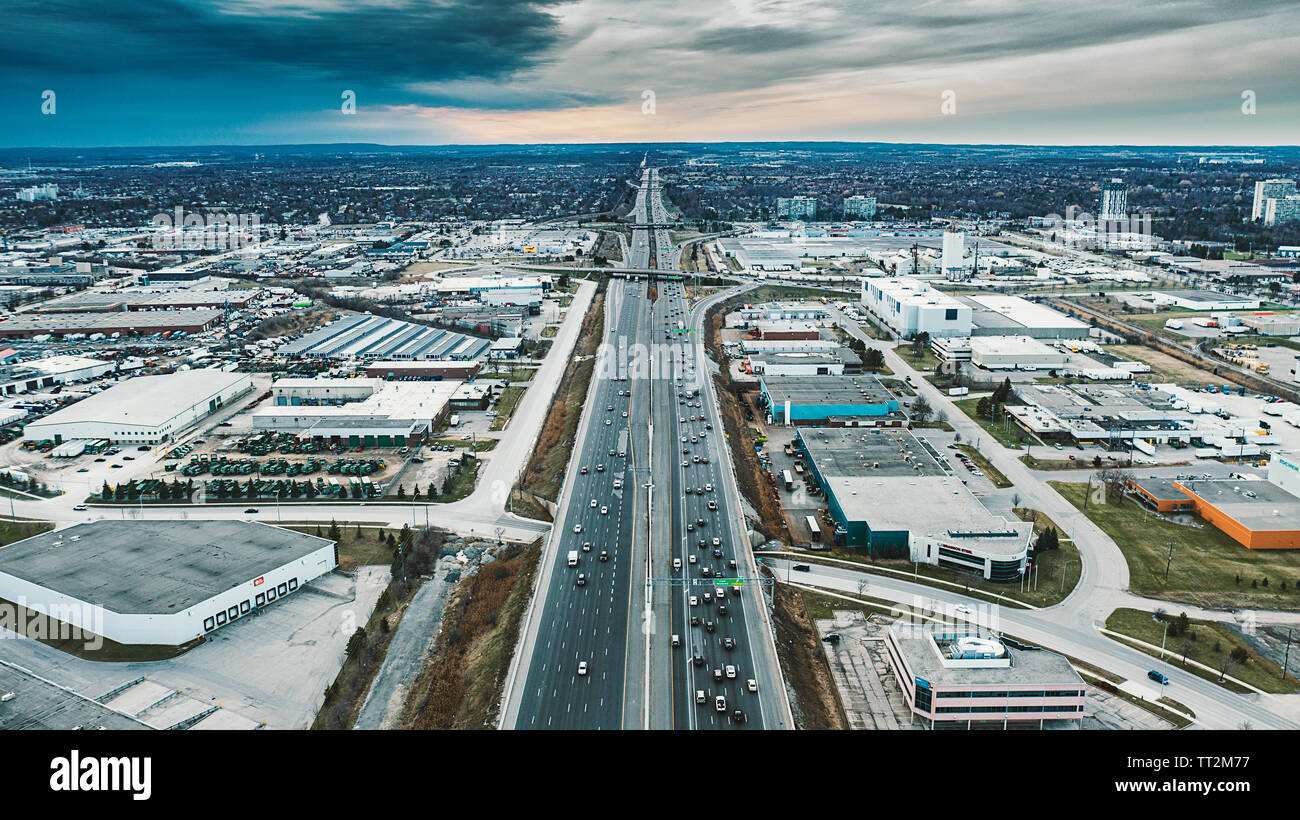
[
  {"xmin": 690, "ymin": 615, "xmax": 700, "ymax": 626},
  {"xmin": 696, "ymin": 690, "xmax": 707, "ymax": 704},
  {"xmin": 580, "ymin": 466, "xmax": 588, "ymax": 474},
  {"xmin": 244, "ymin": 508, "xmax": 258, "ymax": 513},
  {"xmin": 688, "ymin": 554, "xmax": 697, "ymax": 564},
  {"xmin": 612, "ymin": 479, "xmax": 622, "ymax": 489},
  {"xmin": 712, "ymin": 537, "xmax": 721, "ymax": 546},
  {"xmin": 717, "ymin": 604, "xmax": 727, "ymax": 616},
  {"xmin": 712, "ymin": 548, "xmax": 723, "ymax": 558},
  {"xmin": 712, "ymin": 668, "xmax": 722, "ymax": 682},
  {"xmin": 689, "ymin": 596, "xmax": 698, "ymax": 606},
  {"xmin": 573, "ymin": 524, "xmax": 583, "ymax": 533},
  {"xmin": 723, "ymin": 637, "xmax": 735, "ymax": 651},
  {"xmin": 600, "ymin": 506, "xmax": 608, "ymax": 515},
  {"xmin": 705, "ymin": 483, "xmax": 713, "ymax": 492},
  {"xmin": 731, "ymin": 708, "xmax": 746, "ymax": 723},
  {"xmin": 577, "ymin": 661, "xmax": 588, "ymax": 676},
  {"xmin": 590, "ymin": 499, "xmax": 597, "ymax": 508},
  {"xmin": 692, "ymin": 653, "xmax": 704, "ymax": 666},
  {"xmin": 76, "ymin": 467, "xmax": 89, "ymax": 472},
  {"xmin": 1148, "ymin": 670, "xmax": 1170, "ymax": 685},
  {"xmin": 576, "ymin": 573, "xmax": 586, "ymax": 586},
  {"xmin": 705, "ymin": 620, "xmax": 715, "ymax": 632},
  {"xmin": 673, "ymin": 558, "xmax": 681, "ymax": 570},
  {"xmin": 605, "ymin": 419, "xmax": 612, "ymax": 426},
  {"xmin": 581, "ymin": 541, "xmax": 592, "ymax": 552},
  {"xmin": 746, "ymin": 679, "xmax": 757, "ymax": 693},
  {"xmin": 72, "ymin": 504, "xmax": 88, "ymax": 511},
  {"xmin": 596, "ymin": 464, "xmax": 605, "ymax": 472},
  {"xmin": 714, "ymin": 695, "xmax": 726, "ymax": 712},
  {"xmin": 725, "ymin": 664, "xmax": 736, "ymax": 678},
  {"xmin": 792, "ymin": 564, "xmax": 811, "ymax": 572},
  {"xmin": 671, "ymin": 634, "xmax": 681, "ymax": 647},
  {"xmin": 823, "ymin": 633, "xmax": 841, "ymax": 643}
]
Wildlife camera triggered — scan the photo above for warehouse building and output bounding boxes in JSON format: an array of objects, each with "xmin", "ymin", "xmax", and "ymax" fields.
[
  {"xmin": 738, "ymin": 302, "xmax": 830, "ymax": 322},
  {"xmin": 0, "ymin": 520, "xmax": 336, "ymax": 646},
  {"xmin": 862, "ymin": 278, "xmax": 972, "ymax": 338},
  {"xmin": 0, "ymin": 309, "xmax": 223, "ymax": 338},
  {"xmin": 1169, "ymin": 477, "xmax": 1300, "ymax": 550},
  {"xmin": 969, "ymin": 336, "xmax": 1070, "ymax": 370},
  {"xmin": 759, "ymin": 375, "xmax": 900, "ymax": 425},
  {"xmin": 363, "ymin": 359, "xmax": 481, "ymax": 380},
  {"xmin": 755, "ymin": 321, "xmax": 821, "ymax": 341},
  {"xmin": 883, "ymin": 622, "xmax": 1086, "ymax": 728},
  {"xmin": 0, "ymin": 355, "xmax": 115, "ymax": 396},
  {"xmin": 1144, "ymin": 290, "xmax": 1260, "ymax": 311},
  {"xmin": 23, "ymin": 370, "xmax": 252, "ymax": 445},
  {"xmin": 960, "ymin": 294, "xmax": 1091, "ymax": 340},
  {"xmin": 281, "ymin": 314, "xmax": 490, "ymax": 360},
  {"xmin": 30, "ymin": 289, "xmax": 258, "ymax": 313},
  {"xmin": 796, "ymin": 428, "xmax": 1031, "ymax": 579},
  {"xmin": 748, "ymin": 348, "xmax": 861, "ymax": 377},
  {"xmin": 253, "ymin": 377, "xmax": 458, "ymax": 444}
]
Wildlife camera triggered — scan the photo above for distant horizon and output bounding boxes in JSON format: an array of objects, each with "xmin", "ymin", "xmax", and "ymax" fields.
[{"xmin": 2, "ymin": 139, "xmax": 1299, "ymax": 154}]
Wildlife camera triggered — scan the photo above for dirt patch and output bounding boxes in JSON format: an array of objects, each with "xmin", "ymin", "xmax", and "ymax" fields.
[
  {"xmin": 403, "ymin": 539, "xmax": 542, "ymax": 729},
  {"xmin": 770, "ymin": 581, "xmax": 846, "ymax": 730}
]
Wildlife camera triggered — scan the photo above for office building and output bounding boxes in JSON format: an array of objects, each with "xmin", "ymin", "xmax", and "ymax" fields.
[{"xmin": 882, "ymin": 622, "xmax": 1086, "ymax": 728}]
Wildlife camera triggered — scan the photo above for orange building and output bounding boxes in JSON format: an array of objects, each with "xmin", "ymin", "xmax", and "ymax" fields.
[
  {"xmin": 1172, "ymin": 479, "xmax": 1300, "ymax": 550},
  {"xmin": 1128, "ymin": 477, "xmax": 1195, "ymax": 513}
]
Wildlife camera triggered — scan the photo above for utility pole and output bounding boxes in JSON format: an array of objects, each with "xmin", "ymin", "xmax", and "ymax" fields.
[
  {"xmin": 1164, "ymin": 540, "xmax": 1175, "ymax": 582},
  {"xmin": 1284, "ymin": 628, "xmax": 1293, "ymax": 681}
]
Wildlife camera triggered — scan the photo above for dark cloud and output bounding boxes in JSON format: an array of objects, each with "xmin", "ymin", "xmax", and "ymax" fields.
[{"xmin": 0, "ymin": 0, "xmax": 569, "ymax": 85}]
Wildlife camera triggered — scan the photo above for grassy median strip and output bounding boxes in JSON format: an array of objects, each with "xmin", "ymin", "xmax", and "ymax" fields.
[
  {"xmin": 1052, "ymin": 481, "xmax": 1300, "ymax": 611},
  {"xmin": 1104, "ymin": 607, "xmax": 1299, "ymax": 695}
]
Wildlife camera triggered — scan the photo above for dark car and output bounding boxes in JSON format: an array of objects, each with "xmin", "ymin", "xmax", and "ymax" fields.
[
  {"xmin": 705, "ymin": 621, "xmax": 715, "ymax": 632},
  {"xmin": 244, "ymin": 508, "xmax": 259, "ymax": 514},
  {"xmin": 599, "ymin": 550, "xmax": 609, "ymax": 562},
  {"xmin": 792, "ymin": 564, "xmax": 811, "ymax": 572},
  {"xmin": 1148, "ymin": 670, "xmax": 1169, "ymax": 685},
  {"xmin": 692, "ymin": 653, "xmax": 705, "ymax": 667},
  {"xmin": 722, "ymin": 637, "xmax": 735, "ymax": 650},
  {"xmin": 823, "ymin": 633, "xmax": 841, "ymax": 643},
  {"xmin": 732, "ymin": 709, "xmax": 746, "ymax": 724}
]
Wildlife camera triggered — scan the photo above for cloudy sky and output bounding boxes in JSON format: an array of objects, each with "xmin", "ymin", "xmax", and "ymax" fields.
[{"xmin": 3, "ymin": 0, "xmax": 1298, "ymax": 147}]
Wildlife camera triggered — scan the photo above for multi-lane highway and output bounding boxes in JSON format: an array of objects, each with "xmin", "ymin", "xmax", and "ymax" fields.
[{"xmin": 506, "ymin": 165, "xmax": 788, "ymax": 729}]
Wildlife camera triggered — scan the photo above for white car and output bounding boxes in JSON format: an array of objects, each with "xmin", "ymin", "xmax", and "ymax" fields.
[
  {"xmin": 590, "ymin": 499, "xmax": 598, "ymax": 508},
  {"xmin": 600, "ymin": 506, "xmax": 608, "ymax": 515},
  {"xmin": 705, "ymin": 484, "xmax": 713, "ymax": 492},
  {"xmin": 746, "ymin": 679, "xmax": 757, "ymax": 693},
  {"xmin": 725, "ymin": 665, "xmax": 736, "ymax": 679},
  {"xmin": 689, "ymin": 596, "xmax": 698, "ymax": 606},
  {"xmin": 605, "ymin": 419, "xmax": 612, "ymax": 426},
  {"xmin": 577, "ymin": 661, "xmax": 588, "ymax": 676},
  {"xmin": 712, "ymin": 537, "xmax": 721, "ymax": 547},
  {"xmin": 955, "ymin": 605, "xmax": 972, "ymax": 615},
  {"xmin": 673, "ymin": 558, "xmax": 682, "ymax": 570},
  {"xmin": 573, "ymin": 524, "xmax": 582, "ymax": 533},
  {"xmin": 613, "ymin": 479, "xmax": 622, "ymax": 489},
  {"xmin": 622, "ymin": 411, "xmax": 628, "ymax": 418}
]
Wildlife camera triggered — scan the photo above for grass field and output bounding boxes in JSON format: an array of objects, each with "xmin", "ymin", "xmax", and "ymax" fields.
[
  {"xmin": 1052, "ymin": 481, "xmax": 1300, "ymax": 610},
  {"xmin": 1104, "ymin": 607, "xmax": 1298, "ymax": 694},
  {"xmin": 952, "ymin": 397, "xmax": 1035, "ymax": 449},
  {"xmin": 489, "ymin": 386, "xmax": 527, "ymax": 432},
  {"xmin": 892, "ymin": 342, "xmax": 941, "ymax": 371},
  {"xmin": 288, "ymin": 523, "xmax": 399, "ymax": 571}
]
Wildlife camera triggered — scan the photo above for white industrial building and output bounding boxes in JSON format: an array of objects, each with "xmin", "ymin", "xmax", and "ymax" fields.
[
  {"xmin": 23, "ymin": 370, "xmax": 252, "ymax": 445},
  {"xmin": 253, "ymin": 377, "xmax": 459, "ymax": 444},
  {"xmin": 961, "ymin": 294, "xmax": 1092, "ymax": 340},
  {"xmin": 0, "ymin": 355, "xmax": 116, "ymax": 396},
  {"xmin": 861, "ymin": 277, "xmax": 972, "ymax": 338},
  {"xmin": 969, "ymin": 336, "xmax": 1070, "ymax": 370},
  {"xmin": 0, "ymin": 520, "xmax": 335, "ymax": 646}
]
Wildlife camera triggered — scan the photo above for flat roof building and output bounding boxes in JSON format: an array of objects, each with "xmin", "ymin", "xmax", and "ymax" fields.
[
  {"xmin": 1171, "ymin": 478, "xmax": 1300, "ymax": 550},
  {"xmin": 23, "ymin": 370, "xmax": 252, "ymax": 445},
  {"xmin": 0, "ymin": 309, "xmax": 223, "ymax": 338},
  {"xmin": 862, "ymin": 278, "xmax": 972, "ymax": 338},
  {"xmin": 796, "ymin": 428, "xmax": 1031, "ymax": 580},
  {"xmin": 960, "ymin": 294, "xmax": 1091, "ymax": 340},
  {"xmin": 969, "ymin": 336, "xmax": 1071, "ymax": 370},
  {"xmin": 883, "ymin": 622, "xmax": 1086, "ymax": 728},
  {"xmin": 254, "ymin": 377, "xmax": 458, "ymax": 444},
  {"xmin": 0, "ymin": 520, "xmax": 336, "ymax": 645},
  {"xmin": 759, "ymin": 375, "xmax": 900, "ymax": 425}
]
